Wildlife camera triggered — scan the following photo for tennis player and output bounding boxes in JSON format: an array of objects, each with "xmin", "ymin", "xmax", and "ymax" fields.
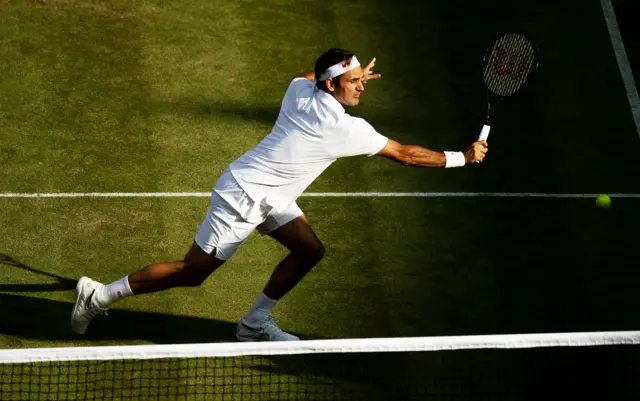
[{"xmin": 71, "ymin": 48, "xmax": 488, "ymax": 341}]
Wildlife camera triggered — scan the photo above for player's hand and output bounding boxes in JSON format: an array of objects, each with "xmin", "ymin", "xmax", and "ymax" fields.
[
  {"xmin": 463, "ymin": 141, "xmax": 488, "ymax": 164},
  {"xmin": 362, "ymin": 57, "xmax": 382, "ymax": 84}
]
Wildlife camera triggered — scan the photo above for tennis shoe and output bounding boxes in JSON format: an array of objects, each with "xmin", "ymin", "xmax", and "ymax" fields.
[
  {"xmin": 71, "ymin": 276, "xmax": 108, "ymax": 334},
  {"xmin": 236, "ymin": 316, "xmax": 300, "ymax": 342}
]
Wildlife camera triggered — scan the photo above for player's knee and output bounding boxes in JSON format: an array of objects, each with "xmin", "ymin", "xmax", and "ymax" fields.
[
  {"xmin": 178, "ymin": 260, "xmax": 220, "ymax": 287},
  {"xmin": 305, "ymin": 240, "xmax": 325, "ymax": 265},
  {"xmin": 180, "ymin": 271, "xmax": 211, "ymax": 287}
]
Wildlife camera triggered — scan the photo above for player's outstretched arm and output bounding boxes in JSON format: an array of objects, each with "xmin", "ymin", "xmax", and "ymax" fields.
[{"xmin": 376, "ymin": 139, "xmax": 488, "ymax": 167}]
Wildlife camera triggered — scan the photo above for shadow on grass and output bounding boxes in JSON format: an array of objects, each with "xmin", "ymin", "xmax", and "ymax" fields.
[
  {"xmin": 0, "ymin": 292, "xmax": 244, "ymax": 344},
  {"xmin": 156, "ymin": 98, "xmax": 281, "ymax": 126},
  {"xmin": 1, "ymin": 286, "xmax": 636, "ymax": 399},
  {"xmin": 0, "ymin": 253, "xmax": 322, "ymax": 344},
  {"xmin": 0, "ymin": 253, "xmax": 76, "ymax": 292},
  {"xmin": 0, "ymin": 290, "xmax": 329, "ymax": 344}
]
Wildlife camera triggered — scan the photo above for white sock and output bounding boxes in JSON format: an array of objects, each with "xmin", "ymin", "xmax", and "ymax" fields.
[
  {"xmin": 95, "ymin": 276, "xmax": 134, "ymax": 309},
  {"xmin": 244, "ymin": 293, "xmax": 278, "ymax": 325}
]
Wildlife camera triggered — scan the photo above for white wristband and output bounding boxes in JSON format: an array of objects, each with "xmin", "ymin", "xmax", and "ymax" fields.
[{"xmin": 444, "ymin": 151, "xmax": 465, "ymax": 168}]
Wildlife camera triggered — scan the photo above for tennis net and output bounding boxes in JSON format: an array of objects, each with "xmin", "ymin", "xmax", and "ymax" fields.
[{"xmin": 1, "ymin": 330, "xmax": 638, "ymax": 400}]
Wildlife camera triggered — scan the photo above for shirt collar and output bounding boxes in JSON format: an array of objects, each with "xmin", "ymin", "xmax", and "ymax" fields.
[{"xmin": 315, "ymin": 87, "xmax": 345, "ymax": 115}]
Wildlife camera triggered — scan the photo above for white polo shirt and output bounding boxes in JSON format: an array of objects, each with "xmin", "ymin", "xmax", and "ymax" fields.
[{"xmin": 228, "ymin": 78, "xmax": 388, "ymax": 213}]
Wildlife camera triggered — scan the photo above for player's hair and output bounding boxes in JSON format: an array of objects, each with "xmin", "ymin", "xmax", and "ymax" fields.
[{"xmin": 314, "ymin": 48, "xmax": 354, "ymax": 93}]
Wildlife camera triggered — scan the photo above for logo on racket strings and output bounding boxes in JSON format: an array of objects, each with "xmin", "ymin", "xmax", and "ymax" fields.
[{"xmin": 492, "ymin": 47, "xmax": 529, "ymax": 80}]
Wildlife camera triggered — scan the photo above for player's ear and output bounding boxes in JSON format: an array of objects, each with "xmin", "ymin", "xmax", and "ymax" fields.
[{"xmin": 325, "ymin": 78, "xmax": 335, "ymax": 92}]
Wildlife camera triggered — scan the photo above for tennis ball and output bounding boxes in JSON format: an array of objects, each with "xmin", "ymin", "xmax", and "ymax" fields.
[{"xmin": 596, "ymin": 194, "xmax": 611, "ymax": 208}]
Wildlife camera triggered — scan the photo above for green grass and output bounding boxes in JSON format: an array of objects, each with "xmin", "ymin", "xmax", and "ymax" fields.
[
  {"xmin": 1, "ymin": 0, "xmax": 639, "ymax": 398},
  {"xmin": 1, "ymin": 196, "xmax": 638, "ymax": 348},
  {"xmin": 1, "ymin": 0, "xmax": 638, "ymax": 344}
]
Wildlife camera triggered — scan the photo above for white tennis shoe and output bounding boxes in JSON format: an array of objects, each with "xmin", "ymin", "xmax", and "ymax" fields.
[
  {"xmin": 236, "ymin": 316, "xmax": 300, "ymax": 342},
  {"xmin": 71, "ymin": 276, "xmax": 108, "ymax": 334}
]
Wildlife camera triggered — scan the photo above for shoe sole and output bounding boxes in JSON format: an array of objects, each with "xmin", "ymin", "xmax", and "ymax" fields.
[
  {"xmin": 70, "ymin": 277, "xmax": 90, "ymax": 335},
  {"xmin": 236, "ymin": 335, "xmax": 261, "ymax": 342},
  {"xmin": 236, "ymin": 335, "xmax": 300, "ymax": 342},
  {"xmin": 236, "ymin": 323, "xmax": 300, "ymax": 342}
]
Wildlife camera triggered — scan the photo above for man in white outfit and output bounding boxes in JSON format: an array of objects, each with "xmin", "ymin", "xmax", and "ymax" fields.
[{"xmin": 71, "ymin": 48, "xmax": 488, "ymax": 341}]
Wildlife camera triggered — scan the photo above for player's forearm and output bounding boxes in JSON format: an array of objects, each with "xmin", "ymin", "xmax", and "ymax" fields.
[
  {"xmin": 294, "ymin": 71, "xmax": 315, "ymax": 82},
  {"xmin": 400, "ymin": 145, "xmax": 448, "ymax": 167}
]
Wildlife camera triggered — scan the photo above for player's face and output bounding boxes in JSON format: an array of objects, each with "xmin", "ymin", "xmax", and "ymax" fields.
[{"xmin": 333, "ymin": 66, "xmax": 365, "ymax": 107}]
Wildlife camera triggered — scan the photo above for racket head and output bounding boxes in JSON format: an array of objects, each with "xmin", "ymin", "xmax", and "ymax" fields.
[{"xmin": 482, "ymin": 33, "xmax": 539, "ymax": 98}]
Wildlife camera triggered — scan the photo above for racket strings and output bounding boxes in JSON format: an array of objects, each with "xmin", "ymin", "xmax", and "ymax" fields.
[{"xmin": 483, "ymin": 34, "xmax": 536, "ymax": 97}]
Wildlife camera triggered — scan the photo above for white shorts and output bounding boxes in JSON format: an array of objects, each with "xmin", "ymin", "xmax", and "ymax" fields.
[{"xmin": 194, "ymin": 168, "xmax": 303, "ymax": 260}]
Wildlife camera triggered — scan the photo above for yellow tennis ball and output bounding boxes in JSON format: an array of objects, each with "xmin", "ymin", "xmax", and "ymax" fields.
[{"xmin": 596, "ymin": 194, "xmax": 611, "ymax": 208}]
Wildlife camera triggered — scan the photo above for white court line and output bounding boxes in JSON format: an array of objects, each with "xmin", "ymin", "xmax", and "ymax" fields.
[
  {"xmin": 601, "ymin": 0, "xmax": 640, "ymax": 137},
  {"xmin": 0, "ymin": 192, "xmax": 639, "ymax": 198}
]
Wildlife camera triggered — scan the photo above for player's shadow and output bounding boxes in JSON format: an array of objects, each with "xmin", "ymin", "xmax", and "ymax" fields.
[
  {"xmin": 0, "ymin": 253, "xmax": 76, "ymax": 292},
  {"xmin": 157, "ymin": 98, "xmax": 281, "ymax": 126},
  {"xmin": 0, "ymin": 292, "xmax": 247, "ymax": 343},
  {"xmin": 0, "ymin": 253, "xmax": 320, "ymax": 344}
]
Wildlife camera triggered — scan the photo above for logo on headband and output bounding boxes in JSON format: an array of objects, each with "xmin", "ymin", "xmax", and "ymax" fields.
[{"xmin": 342, "ymin": 61, "xmax": 350, "ymax": 68}]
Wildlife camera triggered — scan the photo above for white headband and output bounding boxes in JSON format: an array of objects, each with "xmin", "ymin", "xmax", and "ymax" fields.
[{"xmin": 318, "ymin": 56, "xmax": 360, "ymax": 81}]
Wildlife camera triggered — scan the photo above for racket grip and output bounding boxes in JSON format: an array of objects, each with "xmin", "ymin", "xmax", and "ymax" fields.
[{"xmin": 478, "ymin": 124, "xmax": 491, "ymax": 141}]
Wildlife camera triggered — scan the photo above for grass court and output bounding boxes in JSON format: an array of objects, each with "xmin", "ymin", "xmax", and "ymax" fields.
[{"xmin": 0, "ymin": 1, "xmax": 639, "ymax": 393}]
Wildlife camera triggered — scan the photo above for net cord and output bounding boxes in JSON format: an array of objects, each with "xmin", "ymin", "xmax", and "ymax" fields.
[{"xmin": 1, "ymin": 331, "xmax": 638, "ymax": 364}]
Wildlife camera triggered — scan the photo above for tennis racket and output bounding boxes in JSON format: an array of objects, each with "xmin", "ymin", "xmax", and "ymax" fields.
[{"xmin": 478, "ymin": 33, "xmax": 539, "ymax": 143}]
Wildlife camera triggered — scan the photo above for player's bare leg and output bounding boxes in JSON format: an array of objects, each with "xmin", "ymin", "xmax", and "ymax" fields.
[
  {"xmin": 237, "ymin": 216, "xmax": 324, "ymax": 341},
  {"xmin": 127, "ymin": 242, "xmax": 225, "ymax": 294},
  {"xmin": 71, "ymin": 242, "xmax": 225, "ymax": 334},
  {"xmin": 262, "ymin": 215, "xmax": 325, "ymax": 300}
]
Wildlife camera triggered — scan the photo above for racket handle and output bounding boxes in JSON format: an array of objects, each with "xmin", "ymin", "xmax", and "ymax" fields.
[
  {"xmin": 478, "ymin": 124, "xmax": 491, "ymax": 141},
  {"xmin": 475, "ymin": 124, "xmax": 490, "ymax": 164}
]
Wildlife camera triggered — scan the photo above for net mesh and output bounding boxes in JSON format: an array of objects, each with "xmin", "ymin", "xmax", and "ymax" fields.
[
  {"xmin": 483, "ymin": 33, "xmax": 537, "ymax": 97},
  {"xmin": 1, "ymin": 332, "xmax": 639, "ymax": 400}
]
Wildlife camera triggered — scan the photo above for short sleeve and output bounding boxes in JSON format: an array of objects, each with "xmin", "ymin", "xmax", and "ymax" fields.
[
  {"xmin": 326, "ymin": 115, "xmax": 388, "ymax": 158},
  {"xmin": 281, "ymin": 78, "xmax": 315, "ymax": 113},
  {"xmin": 289, "ymin": 77, "xmax": 314, "ymax": 94}
]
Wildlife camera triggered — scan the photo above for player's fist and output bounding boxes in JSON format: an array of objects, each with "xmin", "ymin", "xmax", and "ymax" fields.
[{"xmin": 464, "ymin": 141, "xmax": 488, "ymax": 164}]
